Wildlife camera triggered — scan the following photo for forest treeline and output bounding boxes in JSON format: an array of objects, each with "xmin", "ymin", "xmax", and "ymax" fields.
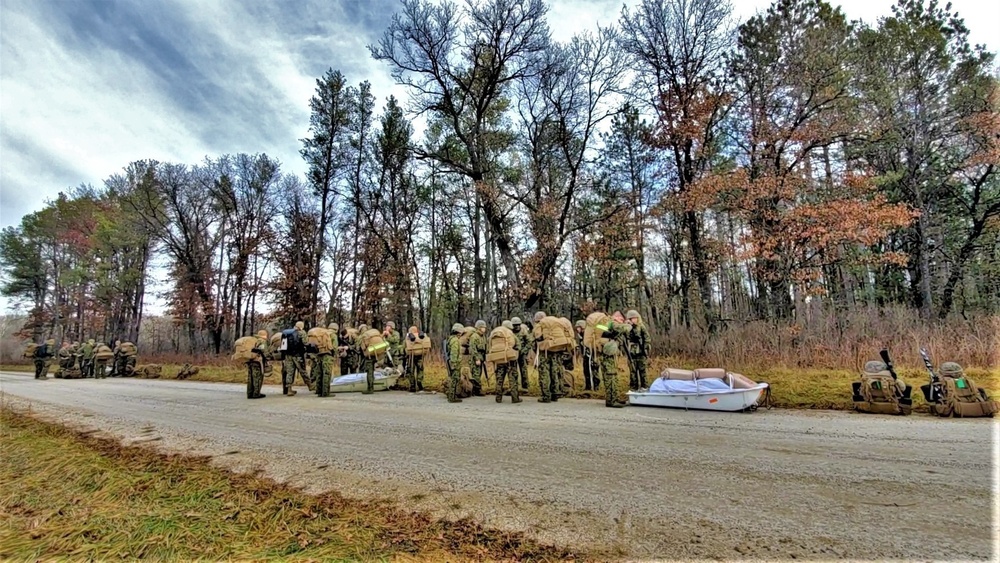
[{"xmin": 2, "ymin": 0, "xmax": 998, "ymax": 366}]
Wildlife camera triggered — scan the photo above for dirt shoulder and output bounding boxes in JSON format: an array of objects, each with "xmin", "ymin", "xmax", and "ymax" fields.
[{"xmin": 1, "ymin": 371, "xmax": 996, "ymax": 561}]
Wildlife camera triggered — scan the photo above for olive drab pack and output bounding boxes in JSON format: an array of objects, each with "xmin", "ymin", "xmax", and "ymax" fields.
[
  {"xmin": 583, "ymin": 312, "xmax": 612, "ymax": 355},
  {"xmin": 486, "ymin": 326, "xmax": 518, "ymax": 365},
  {"xmin": 852, "ymin": 363, "xmax": 912, "ymax": 415},
  {"xmin": 360, "ymin": 328, "xmax": 389, "ymax": 358},
  {"xmin": 23, "ymin": 343, "xmax": 39, "ymax": 359},
  {"xmin": 94, "ymin": 344, "xmax": 114, "ymax": 361},
  {"xmin": 231, "ymin": 336, "xmax": 258, "ymax": 363},
  {"xmin": 924, "ymin": 368, "xmax": 997, "ymax": 418},
  {"xmin": 404, "ymin": 333, "xmax": 431, "ymax": 357},
  {"xmin": 120, "ymin": 342, "xmax": 138, "ymax": 356},
  {"xmin": 533, "ymin": 316, "xmax": 574, "ymax": 353},
  {"xmin": 307, "ymin": 327, "xmax": 334, "ymax": 354}
]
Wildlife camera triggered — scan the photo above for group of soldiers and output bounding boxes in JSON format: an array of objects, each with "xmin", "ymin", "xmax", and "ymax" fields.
[
  {"xmin": 442, "ymin": 309, "xmax": 650, "ymax": 408},
  {"xmin": 240, "ymin": 320, "xmax": 423, "ymax": 399},
  {"xmin": 26, "ymin": 338, "xmax": 139, "ymax": 380},
  {"xmin": 236, "ymin": 307, "xmax": 652, "ymax": 408}
]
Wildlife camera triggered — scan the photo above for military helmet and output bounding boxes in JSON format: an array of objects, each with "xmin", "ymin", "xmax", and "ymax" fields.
[
  {"xmin": 87, "ymin": 338, "xmax": 95, "ymax": 345},
  {"xmin": 295, "ymin": 321, "xmax": 305, "ymax": 330},
  {"xmin": 358, "ymin": 324, "xmax": 369, "ymax": 333},
  {"xmin": 408, "ymin": 325, "xmax": 419, "ymax": 335},
  {"xmin": 328, "ymin": 322, "xmax": 339, "ymax": 331},
  {"xmin": 46, "ymin": 338, "xmax": 55, "ymax": 346},
  {"xmin": 257, "ymin": 330, "xmax": 267, "ymax": 339},
  {"xmin": 451, "ymin": 323, "xmax": 464, "ymax": 333},
  {"xmin": 502, "ymin": 320, "xmax": 513, "ymax": 330},
  {"xmin": 533, "ymin": 311, "xmax": 546, "ymax": 322},
  {"xmin": 475, "ymin": 320, "xmax": 487, "ymax": 329},
  {"xmin": 511, "ymin": 316, "xmax": 522, "ymax": 325},
  {"xmin": 940, "ymin": 362, "xmax": 963, "ymax": 377},
  {"xmin": 576, "ymin": 320, "xmax": 586, "ymax": 329},
  {"xmin": 626, "ymin": 309, "xmax": 640, "ymax": 320},
  {"xmin": 386, "ymin": 321, "xmax": 395, "ymax": 329},
  {"xmin": 864, "ymin": 360, "xmax": 887, "ymax": 374}
]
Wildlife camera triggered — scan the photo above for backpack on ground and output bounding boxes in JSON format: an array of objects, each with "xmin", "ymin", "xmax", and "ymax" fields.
[
  {"xmin": 23, "ymin": 343, "xmax": 39, "ymax": 359},
  {"xmin": 923, "ymin": 370, "xmax": 997, "ymax": 418},
  {"xmin": 120, "ymin": 342, "xmax": 138, "ymax": 356},
  {"xmin": 307, "ymin": 327, "xmax": 334, "ymax": 354},
  {"xmin": 583, "ymin": 312, "xmax": 612, "ymax": 355},
  {"xmin": 852, "ymin": 364, "xmax": 912, "ymax": 415},
  {"xmin": 360, "ymin": 329, "xmax": 389, "ymax": 358},
  {"xmin": 232, "ymin": 336, "xmax": 258, "ymax": 363},
  {"xmin": 94, "ymin": 344, "xmax": 114, "ymax": 361},
  {"xmin": 405, "ymin": 333, "xmax": 431, "ymax": 357},
  {"xmin": 486, "ymin": 326, "xmax": 518, "ymax": 365},
  {"xmin": 459, "ymin": 327, "xmax": 476, "ymax": 356},
  {"xmin": 281, "ymin": 328, "xmax": 305, "ymax": 355},
  {"xmin": 534, "ymin": 316, "xmax": 574, "ymax": 353}
]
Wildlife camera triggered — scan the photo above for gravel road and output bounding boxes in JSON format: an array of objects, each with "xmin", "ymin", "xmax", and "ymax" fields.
[{"xmin": 2, "ymin": 371, "xmax": 996, "ymax": 561}]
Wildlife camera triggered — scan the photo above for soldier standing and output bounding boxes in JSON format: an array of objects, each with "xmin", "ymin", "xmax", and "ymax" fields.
[
  {"xmin": 311, "ymin": 327, "xmax": 335, "ymax": 398},
  {"xmin": 532, "ymin": 311, "xmax": 558, "ymax": 403},
  {"xmin": 404, "ymin": 326, "xmax": 427, "ymax": 392},
  {"xmin": 599, "ymin": 311, "xmax": 631, "ymax": 408},
  {"xmin": 33, "ymin": 338, "xmax": 55, "ymax": 379},
  {"xmin": 80, "ymin": 339, "xmax": 96, "ymax": 379},
  {"xmin": 495, "ymin": 321, "xmax": 522, "ymax": 404},
  {"xmin": 576, "ymin": 320, "xmax": 600, "ymax": 392},
  {"xmin": 384, "ymin": 321, "xmax": 402, "ymax": 368},
  {"xmin": 626, "ymin": 310, "xmax": 650, "ymax": 390},
  {"xmin": 446, "ymin": 323, "xmax": 464, "ymax": 403},
  {"xmin": 468, "ymin": 320, "xmax": 488, "ymax": 396},
  {"xmin": 247, "ymin": 330, "xmax": 269, "ymax": 399},
  {"xmin": 511, "ymin": 316, "xmax": 531, "ymax": 392},
  {"xmin": 110, "ymin": 340, "xmax": 122, "ymax": 376},
  {"xmin": 282, "ymin": 321, "xmax": 312, "ymax": 396}
]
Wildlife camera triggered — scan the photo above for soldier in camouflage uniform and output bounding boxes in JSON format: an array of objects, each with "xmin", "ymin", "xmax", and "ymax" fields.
[
  {"xmin": 446, "ymin": 323, "xmax": 464, "ymax": 403},
  {"xmin": 532, "ymin": 311, "xmax": 559, "ymax": 403},
  {"xmin": 247, "ymin": 330, "xmax": 269, "ymax": 399},
  {"xmin": 337, "ymin": 326, "xmax": 352, "ymax": 376},
  {"xmin": 495, "ymin": 320, "xmax": 522, "ymax": 404},
  {"xmin": 626, "ymin": 310, "xmax": 650, "ymax": 390},
  {"xmin": 599, "ymin": 312, "xmax": 630, "ymax": 408},
  {"xmin": 312, "ymin": 326, "xmax": 335, "ymax": 398},
  {"xmin": 511, "ymin": 316, "xmax": 531, "ymax": 392},
  {"xmin": 404, "ymin": 326, "xmax": 427, "ymax": 392},
  {"xmin": 80, "ymin": 339, "xmax": 96, "ymax": 379},
  {"xmin": 468, "ymin": 320, "xmax": 488, "ymax": 396},
  {"xmin": 33, "ymin": 339, "xmax": 55, "ymax": 379},
  {"xmin": 576, "ymin": 320, "xmax": 600, "ymax": 391},
  {"xmin": 384, "ymin": 321, "xmax": 402, "ymax": 369},
  {"xmin": 355, "ymin": 324, "xmax": 376, "ymax": 395}
]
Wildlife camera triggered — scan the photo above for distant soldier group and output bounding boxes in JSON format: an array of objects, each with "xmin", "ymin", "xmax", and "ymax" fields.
[
  {"xmin": 23, "ymin": 338, "xmax": 140, "ymax": 380},
  {"xmin": 230, "ymin": 308, "xmax": 652, "ymax": 405}
]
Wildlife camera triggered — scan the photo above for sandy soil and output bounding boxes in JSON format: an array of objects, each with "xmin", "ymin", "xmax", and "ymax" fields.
[{"xmin": 1, "ymin": 371, "xmax": 996, "ymax": 561}]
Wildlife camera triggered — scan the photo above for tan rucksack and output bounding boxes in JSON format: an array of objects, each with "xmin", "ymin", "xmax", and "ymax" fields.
[
  {"xmin": 120, "ymin": 342, "xmax": 138, "ymax": 356},
  {"xmin": 360, "ymin": 329, "xmax": 389, "ymax": 358},
  {"xmin": 929, "ymin": 374, "xmax": 997, "ymax": 418},
  {"xmin": 232, "ymin": 336, "xmax": 258, "ymax": 363},
  {"xmin": 404, "ymin": 333, "xmax": 431, "ymax": 357},
  {"xmin": 486, "ymin": 326, "xmax": 518, "ymax": 365},
  {"xmin": 852, "ymin": 366, "xmax": 911, "ymax": 415},
  {"xmin": 94, "ymin": 344, "xmax": 114, "ymax": 361},
  {"xmin": 23, "ymin": 343, "xmax": 39, "ymax": 359},
  {"xmin": 459, "ymin": 327, "xmax": 475, "ymax": 356},
  {"xmin": 534, "ymin": 316, "xmax": 573, "ymax": 353},
  {"xmin": 307, "ymin": 327, "xmax": 334, "ymax": 354},
  {"xmin": 583, "ymin": 312, "xmax": 612, "ymax": 354}
]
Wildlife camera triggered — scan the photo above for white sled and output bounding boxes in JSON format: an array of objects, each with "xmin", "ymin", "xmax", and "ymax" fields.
[
  {"xmin": 329, "ymin": 369, "xmax": 400, "ymax": 393},
  {"xmin": 627, "ymin": 368, "xmax": 770, "ymax": 412}
]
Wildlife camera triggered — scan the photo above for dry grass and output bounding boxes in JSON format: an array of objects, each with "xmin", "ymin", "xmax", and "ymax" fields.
[
  {"xmin": 4, "ymin": 354, "xmax": 997, "ymax": 412},
  {"xmin": 0, "ymin": 408, "xmax": 575, "ymax": 562}
]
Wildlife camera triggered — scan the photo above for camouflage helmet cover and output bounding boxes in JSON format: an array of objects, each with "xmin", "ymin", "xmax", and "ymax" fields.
[
  {"xmin": 939, "ymin": 362, "xmax": 963, "ymax": 376},
  {"xmin": 257, "ymin": 330, "xmax": 267, "ymax": 339},
  {"xmin": 451, "ymin": 323, "xmax": 464, "ymax": 333},
  {"xmin": 328, "ymin": 322, "xmax": 339, "ymax": 331},
  {"xmin": 358, "ymin": 324, "xmax": 369, "ymax": 333},
  {"xmin": 511, "ymin": 316, "xmax": 523, "ymax": 325},
  {"xmin": 626, "ymin": 309, "xmax": 640, "ymax": 320},
  {"xmin": 575, "ymin": 320, "xmax": 586, "ymax": 329},
  {"xmin": 46, "ymin": 338, "xmax": 55, "ymax": 346},
  {"xmin": 294, "ymin": 321, "xmax": 305, "ymax": 330},
  {"xmin": 864, "ymin": 360, "xmax": 887, "ymax": 374},
  {"xmin": 502, "ymin": 320, "xmax": 513, "ymax": 330},
  {"xmin": 533, "ymin": 311, "xmax": 546, "ymax": 322},
  {"xmin": 386, "ymin": 321, "xmax": 395, "ymax": 329},
  {"xmin": 475, "ymin": 320, "xmax": 487, "ymax": 329}
]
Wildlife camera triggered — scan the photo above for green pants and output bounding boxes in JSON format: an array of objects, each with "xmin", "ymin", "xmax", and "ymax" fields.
[
  {"xmin": 494, "ymin": 363, "xmax": 520, "ymax": 403},
  {"xmin": 516, "ymin": 355, "xmax": 529, "ymax": 389},
  {"xmin": 537, "ymin": 352, "xmax": 557, "ymax": 401},
  {"xmin": 284, "ymin": 355, "xmax": 313, "ymax": 391},
  {"xmin": 246, "ymin": 361, "xmax": 264, "ymax": 398},
  {"xmin": 446, "ymin": 363, "xmax": 461, "ymax": 400},
  {"xmin": 630, "ymin": 356, "xmax": 647, "ymax": 390},
  {"xmin": 34, "ymin": 359, "xmax": 49, "ymax": 379},
  {"xmin": 600, "ymin": 353, "xmax": 620, "ymax": 406},
  {"xmin": 313, "ymin": 353, "xmax": 333, "ymax": 397},
  {"xmin": 407, "ymin": 354, "xmax": 424, "ymax": 391},
  {"xmin": 95, "ymin": 359, "xmax": 108, "ymax": 379},
  {"xmin": 360, "ymin": 355, "xmax": 375, "ymax": 393}
]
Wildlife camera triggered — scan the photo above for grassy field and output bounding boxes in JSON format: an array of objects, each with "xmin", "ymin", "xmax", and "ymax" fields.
[
  {"xmin": 4, "ymin": 357, "xmax": 997, "ymax": 412},
  {"xmin": 0, "ymin": 409, "xmax": 572, "ymax": 562}
]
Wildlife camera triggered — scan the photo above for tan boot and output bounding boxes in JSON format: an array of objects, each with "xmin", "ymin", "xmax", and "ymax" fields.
[{"xmin": 287, "ymin": 388, "xmax": 297, "ymax": 396}]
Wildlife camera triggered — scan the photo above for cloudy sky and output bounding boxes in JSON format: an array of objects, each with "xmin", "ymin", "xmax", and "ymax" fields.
[{"xmin": 1, "ymin": 0, "xmax": 998, "ymax": 233}]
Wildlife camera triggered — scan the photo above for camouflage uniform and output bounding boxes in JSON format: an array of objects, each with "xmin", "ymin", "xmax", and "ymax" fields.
[
  {"xmin": 512, "ymin": 318, "xmax": 531, "ymax": 391},
  {"xmin": 356, "ymin": 325, "xmax": 375, "ymax": 394},
  {"xmin": 94, "ymin": 344, "xmax": 110, "ymax": 379},
  {"xmin": 468, "ymin": 320, "xmax": 488, "ymax": 396},
  {"xmin": 532, "ymin": 312, "xmax": 558, "ymax": 403},
  {"xmin": 599, "ymin": 320, "xmax": 631, "ymax": 408},
  {"xmin": 247, "ymin": 331, "xmax": 269, "ymax": 399},
  {"xmin": 494, "ymin": 359, "xmax": 521, "ymax": 404},
  {"xmin": 576, "ymin": 321, "xmax": 599, "ymax": 391},
  {"xmin": 33, "ymin": 339, "xmax": 55, "ymax": 379},
  {"xmin": 404, "ymin": 327, "xmax": 426, "ymax": 392},
  {"xmin": 338, "ymin": 328, "xmax": 352, "ymax": 376},
  {"xmin": 626, "ymin": 311, "xmax": 650, "ymax": 390},
  {"xmin": 57, "ymin": 343, "xmax": 75, "ymax": 372},
  {"xmin": 446, "ymin": 325, "xmax": 463, "ymax": 402},
  {"xmin": 384, "ymin": 323, "xmax": 402, "ymax": 368},
  {"xmin": 80, "ymin": 340, "xmax": 96, "ymax": 378},
  {"xmin": 282, "ymin": 322, "xmax": 313, "ymax": 396}
]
